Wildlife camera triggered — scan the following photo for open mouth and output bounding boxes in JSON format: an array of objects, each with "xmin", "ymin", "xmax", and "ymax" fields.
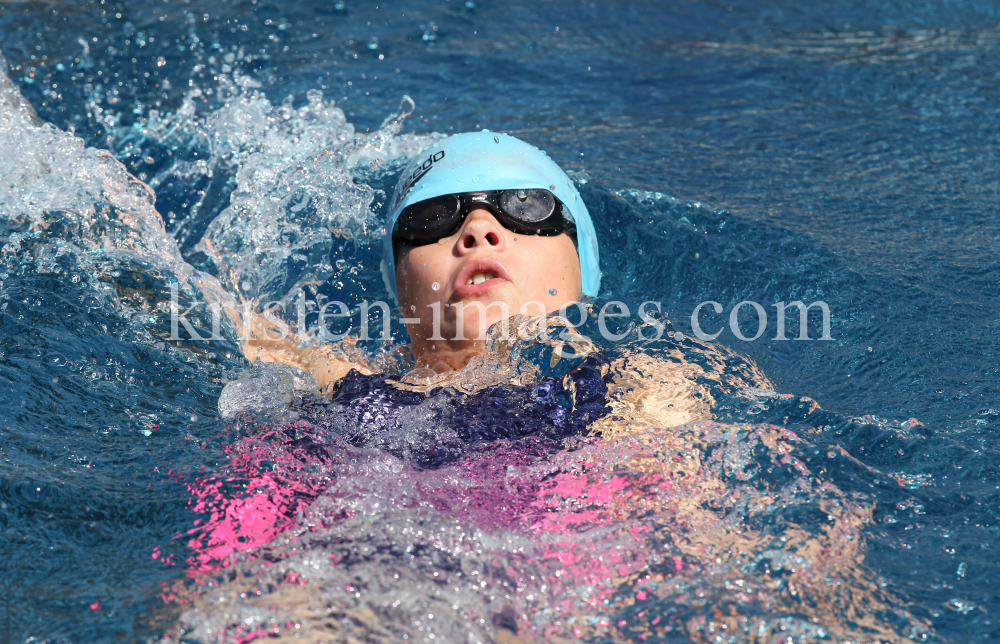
[
  {"xmin": 453, "ymin": 258, "xmax": 512, "ymax": 296},
  {"xmin": 466, "ymin": 270, "xmax": 497, "ymax": 286}
]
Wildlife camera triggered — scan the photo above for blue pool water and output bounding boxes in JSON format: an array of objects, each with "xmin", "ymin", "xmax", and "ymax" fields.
[{"xmin": 1, "ymin": 0, "xmax": 999, "ymax": 642}]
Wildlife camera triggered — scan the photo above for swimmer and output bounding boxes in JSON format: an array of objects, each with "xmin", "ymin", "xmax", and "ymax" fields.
[
  {"xmin": 236, "ymin": 131, "xmax": 744, "ymax": 433},
  {"xmin": 188, "ymin": 135, "xmax": 901, "ymax": 644}
]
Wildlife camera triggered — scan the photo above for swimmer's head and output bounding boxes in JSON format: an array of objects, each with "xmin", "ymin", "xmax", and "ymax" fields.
[{"xmin": 382, "ymin": 131, "xmax": 602, "ymax": 367}]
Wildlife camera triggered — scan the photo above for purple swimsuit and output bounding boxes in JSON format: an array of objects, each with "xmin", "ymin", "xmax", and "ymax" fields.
[{"xmin": 292, "ymin": 355, "xmax": 613, "ymax": 468}]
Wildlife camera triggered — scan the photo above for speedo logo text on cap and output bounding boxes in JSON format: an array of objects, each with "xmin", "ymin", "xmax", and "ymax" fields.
[{"xmin": 394, "ymin": 150, "xmax": 446, "ymax": 207}]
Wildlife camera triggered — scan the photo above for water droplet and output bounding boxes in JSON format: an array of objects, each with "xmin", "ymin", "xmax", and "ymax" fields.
[
  {"xmin": 410, "ymin": 305, "xmax": 416, "ymax": 312},
  {"xmin": 549, "ymin": 288, "xmax": 557, "ymax": 296},
  {"xmin": 422, "ymin": 263, "xmax": 428, "ymax": 270},
  {"xmin": 156, "ymin": 56, "xmax": 166, "ymax": 67},
  {"xmin": 494, "ymin": 135, "xmax": 499, "ymax": 143},
  {"xmin": 946, "ymin": 598, "xmax": 977, "ymax": 614},
  {"xmin": 46, "ymin": 352, "xmax": 68, "ymax": 367},
  {"xmin": 431, "ymin": 282, "xmax": 440, "ymax": 291},
  {"xmin": 190, "ymin": 413, "xmax": 199, "ymax": 422},
  {"xmin": 549, "ymin": 184, "xmax": 555, "ymax": 190}
]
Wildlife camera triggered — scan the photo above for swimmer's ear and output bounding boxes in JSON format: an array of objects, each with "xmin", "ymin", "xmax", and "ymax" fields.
[{"xmin": 567, "ymin": 226, "xmax": 579, "ymax": 249}]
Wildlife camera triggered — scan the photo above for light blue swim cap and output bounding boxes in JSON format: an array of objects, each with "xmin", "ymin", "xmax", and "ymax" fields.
[{"xmin": 382, "ymin": 131, "xmax": 601, "ymax": 302}]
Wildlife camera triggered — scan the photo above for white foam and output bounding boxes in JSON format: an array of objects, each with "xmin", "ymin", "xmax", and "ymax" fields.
[
  {"xmin": 0, "ymin": 51, "xmax": 184, "ymax": 269},
  {"xmin": 217, "ymin": 360, "xmax": 319, "ymax": 419}
]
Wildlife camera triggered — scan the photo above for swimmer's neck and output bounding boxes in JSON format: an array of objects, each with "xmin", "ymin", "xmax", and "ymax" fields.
[{"xmin": 410, "ymin": 338, "xmax": 485, "ymax": 373}]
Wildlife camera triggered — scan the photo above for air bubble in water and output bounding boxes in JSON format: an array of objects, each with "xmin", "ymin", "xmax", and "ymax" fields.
[
  {"xmin": 156, "ymin": 56, "xmax": 166, "ymax": 67},
  {"xmin": 432, "ymin": 282, "xmax": 440, "ymax": 291},
  {"xmin": 336, "ymin": 259, "xmax": 346, "ymax": 270},
  {"xmin": 672, "ymin": 331, "xmax": 685, "ymax": 341}
]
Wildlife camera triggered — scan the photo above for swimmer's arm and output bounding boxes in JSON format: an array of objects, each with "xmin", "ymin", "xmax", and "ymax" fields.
[
  {"xmin": 244, "ymin": 340, "xmax": 372, "ymax": 389},
  {"xmin": 228, "ymin": 307, "xmax": 372, "ymax": 389}
]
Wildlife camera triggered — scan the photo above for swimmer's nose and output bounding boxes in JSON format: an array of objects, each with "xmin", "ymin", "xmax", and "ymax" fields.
[{"xmin": 456, "ymin": 208, "xmax": 506, "ymax": 254}]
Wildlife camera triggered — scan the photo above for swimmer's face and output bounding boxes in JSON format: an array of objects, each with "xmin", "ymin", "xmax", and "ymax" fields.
[{"xmin": 395, "ymin": 206, "xmax": 582, "ymax": 368}]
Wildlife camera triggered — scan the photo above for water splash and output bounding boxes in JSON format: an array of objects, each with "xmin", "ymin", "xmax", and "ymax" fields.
[
  {"xmin": 195, "ymin": 94, "xmax": 427, "ymax": 308},
  {"xmin": 217, "ymin": 360, "xmax": 319, "ymax": 420},
  {"xmin": 1, "ymin": 44, "xmax": 435, "ymax": 369},
  {"xmin": 96, "ymin": 42, "xmax": 430, "ymax": 312},
  {"xmin": 0, "ymin": 50, "xmax": 183, "ymax": 269}
]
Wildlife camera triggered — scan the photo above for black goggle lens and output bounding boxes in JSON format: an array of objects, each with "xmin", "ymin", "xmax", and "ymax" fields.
[
  {"xmin": 395, "ymin": 189, "xmax": 564, "ymax": 246},
  {"xmin": 497, "ymin": 189, "xmax": 555, "ymax": 223},
  {"xmin": 404, "ymin": 194, "xmax": 462, "ymax": 233}
]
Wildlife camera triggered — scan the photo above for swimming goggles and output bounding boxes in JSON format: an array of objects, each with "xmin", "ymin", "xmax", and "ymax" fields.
[{"xmin": 391, "ymin": 189, "xmax": 574, "ymax": 247}]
